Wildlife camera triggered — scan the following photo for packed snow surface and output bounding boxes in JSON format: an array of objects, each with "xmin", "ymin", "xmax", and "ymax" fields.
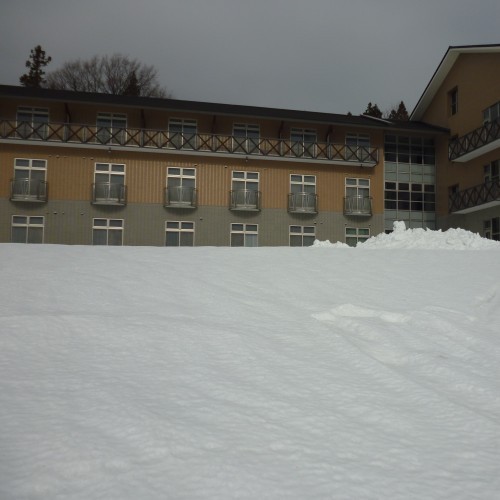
[{"xmin": 1, "ymin": 224, "xmax": 500, "ymax": 499}]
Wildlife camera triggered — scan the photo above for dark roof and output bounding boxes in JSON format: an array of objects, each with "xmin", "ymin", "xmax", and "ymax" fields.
[{"xmin": 0, "ymin": 84, "xmax": 445, "ymax": 134}]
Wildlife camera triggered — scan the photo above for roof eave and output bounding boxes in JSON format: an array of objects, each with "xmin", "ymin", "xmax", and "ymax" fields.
[{"xmin": 410, "ymin": 44, "xmax": 500, "ymax": 121}]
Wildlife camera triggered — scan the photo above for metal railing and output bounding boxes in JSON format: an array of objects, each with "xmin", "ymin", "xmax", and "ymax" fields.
[
  {"xmin": 164, "ymin": 186, "xmax": 197, "ymax": 208},
  {"xmin": 288, "ymin": 192, "xmax": 318, "ymax": 213},
  {"xmin": 229, "ymin": 189, "xmax": 261, "ymax": 210},
  {"xmin": 344, "ymin": 196, "xmax": 372, "ymax": 215},
  {"xmin": 10, "ymin": 178, "xmax": 47, "ymax": 202},
  {"xmin": 449, "ymin": 179, "xmax": 500, "ymax": 213},
  {"xmin": 0, "ymin": 119, "xmax": 379, "ymax": 165},
  {"xmin": 91, "ymin": 182, "xmax": 127, "ymax": 205},
  {"xmin": 449, "ymin": 119, "xmax": 500, "ymax": 161}
]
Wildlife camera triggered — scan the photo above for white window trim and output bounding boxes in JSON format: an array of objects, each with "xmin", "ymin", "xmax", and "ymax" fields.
[
  {"xmin": 92, "ymin": 218, "xmax": 124, "ymax": 246},
  {"xmin": 289, "ymin": 225, "xmax": 316, "ymax": 247},
  {"xmin": 166, "ymin": 167, "xmax": 197, "ymax": 187},
  {"xmin": 230, "ymin": 223, "xmax": 258, "ymax": 247},
  {"xmin": 11, "ymin": 215, "xmax": 44, "ymax": 243},
  {"xmin": 165, "ymin": 221, "xmax": 195, "ymax": 246}
]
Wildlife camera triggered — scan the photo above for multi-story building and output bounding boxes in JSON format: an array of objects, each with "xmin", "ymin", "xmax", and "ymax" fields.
[
  {"xmin": 0, "ymin": 43, "xmax": 498, "ymax": 246},
  {"xmin": 411, "ymin": 44, "xmax": 500, "ymax": 238}
]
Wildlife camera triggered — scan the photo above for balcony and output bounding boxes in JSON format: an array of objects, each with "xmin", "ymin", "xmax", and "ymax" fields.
[
  {"xmin": 288, "ymin": 192, "xmax": 318, "ymax": 214},
  {"xmin": 449, "ymin": 180, "xmax": 500, "ymax": 214},
  {"xmin": 92, "ymin": 182, "xmax": 127, "ymax": 205},
  {"xmin": 10, "ymin": 178, "xmax": 47, "ymax": 202},
  {"xmin": 344, "ymin": 196, "xmax": 372, "ymax": 216},
  {"xmin": 164, "ymin": 186, "xmax": 197, "ymax": 208},
  {"xmin": 0, "ymin": 120, "xmax": 379, "ymax": 166},
  {"xmin": 449, "ymin": 119, "xmax": 500, "ymax": 162},
  {"xmin": 229, "ymin": 189, "xmax": 261, "ymax": 211}
]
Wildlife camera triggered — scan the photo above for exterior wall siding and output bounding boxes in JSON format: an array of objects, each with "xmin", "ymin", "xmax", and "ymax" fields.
[{"xmin": 0, "ymin": 198, "xmax": 383, "ymax": 246}]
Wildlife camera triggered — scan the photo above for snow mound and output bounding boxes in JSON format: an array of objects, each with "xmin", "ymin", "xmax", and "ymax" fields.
[{"xmin": 315, "ymin": 222, "xmax": 500, "ymax": 250}]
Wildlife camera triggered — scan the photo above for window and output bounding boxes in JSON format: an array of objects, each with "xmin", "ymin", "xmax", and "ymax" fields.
[
  {"xmin": 384, "ymin": 135, "xmax": 435, "ymax": 165},
  {"xmin": 345, "ymin": 227, "xmax": 370, "ymax": 247},
  {"xmin": 92, "ymin": 219, "xmax": 123, "ymax": 246},
  {"xmin": 11, "ymin": 158, "xmax": 47, "ymax": 200},
  {"xmin": 290, "ymin": 128, "xmax": 316, "ymax": 158},
  {"xmin": 16, "ymin": 106, "xmax": 49, "ymax": 139},
  {"xmin": 345, "ymin": 178, "xmax": 370, "ymax": 214},
  {"xmin": 484, "ymin": 160, "xmax": 499, "ymax": 183},
  {"xmin": 289, "ymin": 226, "xmax": 315, "ymax": 247},
  {"xmin": 289, "ymin": 174, "xmax": 317, "ymax": 212},
  {"xmin": 230, "ymin": 223, "xmax": 258, "ymax": 247},
  {"xmin": 346, "ymin": 133, "xmax": 370, "ymax": 161},
  {"xmin": 231, "ymin": 171, "xmax": 260, "ymax": 209},
  {"xmin": 165, "ymin": 221, "xmax": 195, "ymax": 246},
  {"xmin": 93, "ymin": 163, "xmax": 126, "ymax": 203},
  {"xmin": 169, "ymin": 119, "xmax": 197, "ymax": 150},
  {"xmin": 449, "ymin": 88, "xmax": 458, "ymax": 116},
  {"xmin": 346, "ymin": 178, "xmax": 370, "ymax": 198},
  {"xmin": 11, "ymin": 215, "xmax": 44, "ymax": 243},
  {"xmin": 96, "ymin": 113, "xmax": 127, "ymax": 144},
  {"xmin": 484, "ymin": 218, "xmax": 500, "ymax": 241},
  {"xmin": 384, "ymin": 182, "xmax": 435, "ymax": 212},
  {"xmin": 233, "ymin": 124, "xmax": 260, "ymax": 154},
  {"xmin": 483, "ymin": 102, "xmax": 500, "ymax": 124},
  {"xmin": 166, "ymin": 167, "xmax": 196, "ymax": 206},
  {"xmin": 291, "ymin": 174, "xmax": 316, "ymax": 194}
]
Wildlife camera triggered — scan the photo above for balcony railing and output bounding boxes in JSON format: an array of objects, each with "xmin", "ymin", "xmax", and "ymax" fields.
[
  {"xmin": 229, "ymin": 189, "xmax": 261, "ymax": 211},
  {"xmin": 288, "ymin": 192, "xmax": 318, "ymax": 213},
  {"xmin": 344, "ymin": 196, "xmax": 372, "ymax": 216},
  {"xmin": 164, "ymin": 186, "xmax": 197, "ymax": 208},
  {"xmin": 10, "ymin": 178, "xmax": 47, "ymax": 202},
  {"xmin": 92, "ymin": 182, "xmax": 127, "ymax": 205},
  {"xmin": 449, "ymin": 119, "xmax": 500, "ymax": 162},
  {"xmin": 449, "ymin": 179, "xmax": 500, "ymax": 213},
  {"xmin": 0, "ymin": 119, "xmax": 379, "ymax": 166}
]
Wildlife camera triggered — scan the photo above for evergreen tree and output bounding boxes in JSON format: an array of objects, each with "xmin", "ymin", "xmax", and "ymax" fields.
[
  {"xmin": 19, "ymin": 45, "xmax": 52, "ymax": 88},
  {"xmin": 123, "ymin": 71, "xmax": 141, "ymax": 96},
  {"xmin": 363, "ymin": 102, "xmax": 383, "ymax": 118},
  {"xmin": 387, "ymin": 101, "xmax": 409, "ymax": 121}
]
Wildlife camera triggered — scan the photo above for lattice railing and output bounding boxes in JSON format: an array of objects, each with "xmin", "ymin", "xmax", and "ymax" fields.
[
  {"xmin": 449, "ymin": 120, "xmax": 500, "ymax": 161},
  {"xmin": 449, "ymin": 179, "xmax": 500, "ymax": 212},
  {"xmin": 0, "ymin": 120, "xmax": 379, "ymax": 165}
]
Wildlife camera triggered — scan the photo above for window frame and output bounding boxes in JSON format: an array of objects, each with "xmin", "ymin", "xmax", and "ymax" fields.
[
  {"xmin": 230, "ymin": 223, "xmax": 258, "ymax": 247},
  {"xmin": 345, "ymin": 227, "xmax": 370, "ymax": 247},
  {"xmin": 289, "ymin": 225, "xmax": 316, "ymax": 247},
  {"xmin": 484, "ymin": 160, "xmax": 499, "ymax": 183},
  {"xmin": 96, "ymin": 112, "xmax": 127, "ymax": 145},
  {"xmin": 92, "ymin": 218, "xmax": 124, "ymax": 246},
  {"xmin": 233, "ymin": 123, "xmax": 260, "ymax": 154},
  {"xmin": 165, "ymin": 221, "xmax": 195, "ymax": 246},
  {"xmin": 11, "ymin": 215, "xmax": 44, "ymax": 243},
  {"xmin": 168, "ymin": 119, "xmax": 198, "ymax": 150},
  {"xmin": 484, "ymin": 217, "xmax": 500, "ymax": 241},
  {"xmin": 290, "ymin": 128, "xmax": 317, "ymax": 158},
  {"xmin": 16, "ymin": 106, "xmax": 49, "ymax": 140},
  {"xmin": 449, "ymin": 87, "xmax": 458, "ymax": 116}
]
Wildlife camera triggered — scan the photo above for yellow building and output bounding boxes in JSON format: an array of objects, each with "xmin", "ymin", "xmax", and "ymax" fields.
[
  {"xmin": 411, "ymin": 44, "xmax": 500, "ymax": 238},
  {"xmin": 1, "ymin": 44, "xmax": 498, "ymax": 246}
]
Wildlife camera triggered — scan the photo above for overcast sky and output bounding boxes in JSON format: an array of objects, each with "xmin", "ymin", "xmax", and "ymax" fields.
[{"xmin": 1, "ymin": 0, "xmax": 499, "ymax": 115}]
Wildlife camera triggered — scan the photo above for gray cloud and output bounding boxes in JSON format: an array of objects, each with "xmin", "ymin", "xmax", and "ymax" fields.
[{"xmin": 1, "ymin": 0, "xmax": 499, "ymax": 115}]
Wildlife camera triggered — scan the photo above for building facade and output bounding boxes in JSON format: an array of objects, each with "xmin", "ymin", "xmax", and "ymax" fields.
[
  {"xmin": 411, "ymin": 45, "xmax": 500, "ymax": 238},
  {"xmin": 1, "ymin": 44, "xmax": 498, "ymax": 246}
]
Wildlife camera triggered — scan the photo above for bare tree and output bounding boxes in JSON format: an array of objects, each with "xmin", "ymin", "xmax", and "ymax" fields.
[{"xmin": 46, "ymin": 54, "xmax": 170, "ymax": 97}]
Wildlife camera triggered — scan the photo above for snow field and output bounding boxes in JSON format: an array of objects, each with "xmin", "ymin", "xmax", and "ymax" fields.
[{"xmin": 1, "ymin": 225, "xmax": 500, "ymax": 499}]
